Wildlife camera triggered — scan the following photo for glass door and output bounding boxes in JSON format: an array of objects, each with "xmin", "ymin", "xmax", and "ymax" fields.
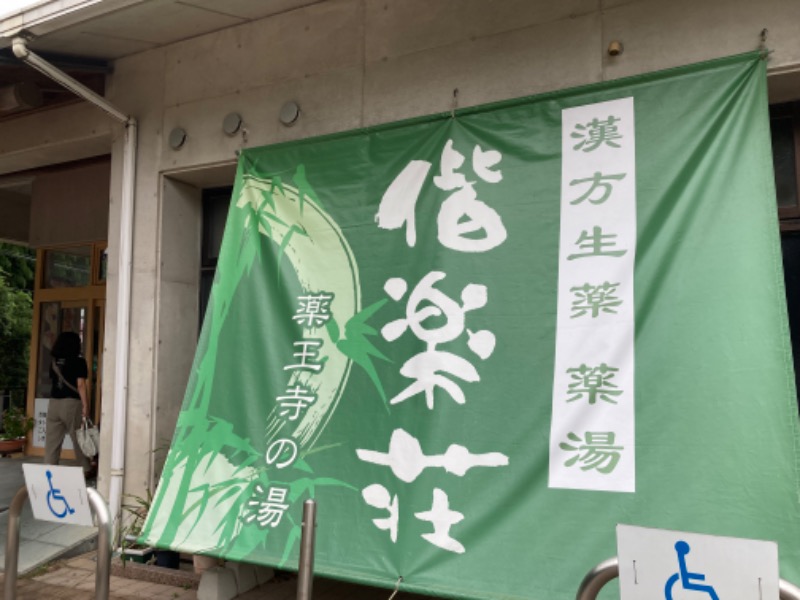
[
  {"xmin": 31, "ymin": 301, "xmax": 88, "ymax": 453},
  {"xmin": 26, "ymin": 243, "xmax": 106, "ymax": 458}
]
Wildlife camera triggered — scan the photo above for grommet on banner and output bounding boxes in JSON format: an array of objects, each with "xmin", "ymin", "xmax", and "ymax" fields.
[{"xmin": 451, "ymin": 88, "xmax": 459, "ymax": 118}]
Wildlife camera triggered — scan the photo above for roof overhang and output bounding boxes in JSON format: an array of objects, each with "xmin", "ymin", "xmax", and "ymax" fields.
[
  {"xmin": 0, "ymin": 0, "xmax": 145, "ymax": 45},
  {"xmin": 0, "ymin": 0, "xmax": 326, "ymax": 61}
]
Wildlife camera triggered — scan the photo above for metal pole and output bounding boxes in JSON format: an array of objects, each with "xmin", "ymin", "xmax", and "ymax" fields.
[
  {"xmin": 575, "ymin": 557, "xmax": 618, "ymax": 600},
  {"xmin": 12, "ymin": 37, "xmax": 129, "ymax": 123},
  {"xmin": 3, "ymin": 485, "xmax": 113, "ymax": 600},
  {"xmin": 3, "ymin": 486, "xmax": 28, "ymax": 600},
  {"xmin": 781, "ymin": 579, "xmax": 800, "ymax": 600},
  {"xmin": 297, "ymin": 499, "xmax": 317, "ymax": 600},
  {"xmin": 576, "ymin": 556, "xmax": 800, "ymax": 600},
  {"xmin": 87, "ymin": 488, "xmax": 112, "ymax": 600}
]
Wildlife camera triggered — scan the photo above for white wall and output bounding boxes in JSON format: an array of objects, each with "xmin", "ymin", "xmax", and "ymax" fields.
[{"xmin": 4, "ymin": 0, "xmax": 799, "ymax": 499}]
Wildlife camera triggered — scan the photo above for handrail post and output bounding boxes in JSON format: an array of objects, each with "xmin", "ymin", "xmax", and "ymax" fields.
[
  {"xmin": 3, "ymin": 486, "xmax": 28, "ymax": 600},
  {"xmin": 87, "ymin": 487, "xmax": 112, "ymax": 599},
  {"xmin": 780, "ymin": 579, "xmax": 800, "ymax": 600},
  {"xmin": 576, "ymin": 556, "xmax": 800, "ymax": 600},
  {"xmin": 3, "ymin": 484, "xmax": 113, "ymax": 600},
  {"xmin": 297, "ymin": 499, "xmax": 317, "ymax": 600},
  {"xmin": 575, "ymin": 557, "xmax": 618, "ymax": 600}
]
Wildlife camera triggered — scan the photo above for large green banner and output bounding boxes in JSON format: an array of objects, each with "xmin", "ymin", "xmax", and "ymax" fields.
[{"xmin": 142, "ymin": 53, "xmax": 800, "ymax": 599}]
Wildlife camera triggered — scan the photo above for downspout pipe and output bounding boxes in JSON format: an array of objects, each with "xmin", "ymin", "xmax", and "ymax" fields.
[{"xmin": 12, "ymin": 36, "xmax": 136, "ymax": 538}]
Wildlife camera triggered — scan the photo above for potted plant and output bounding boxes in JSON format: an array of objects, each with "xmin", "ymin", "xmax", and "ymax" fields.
[
  {"xmin": 119, "ymin": 489, "xmax": 181, "ymax": 568},
  {"xmin": 119, "ymin": 491, "xmax": 155, "ymax": 564},
  {"xmin": 119, "ymin": 539, "xmax": 155, "ymax": 564},
  {"xmin": 0, "ymin": 406, "xmax": 34, "ymax": 455}
]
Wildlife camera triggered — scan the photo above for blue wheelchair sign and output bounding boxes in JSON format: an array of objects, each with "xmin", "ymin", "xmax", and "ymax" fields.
[
  {"xmin": 617, "ymin": 524, "xmax": 780, "ymax": 600},
  {"xmin": 45, "ymin": 469, "xmax": 76, "ymax": 519},
  {"xmin": 664, "ymin": 541, "xmax": 719, "ymax": 600},
  {"xmin": 22, "ymin": 463, "xmax": 92, "ymax": 526}
]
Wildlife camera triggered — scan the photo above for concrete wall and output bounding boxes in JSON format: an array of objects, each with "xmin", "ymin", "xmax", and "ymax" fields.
[
  {"xmin": 4, "ymin": 0, "xmax": 800, "ymax": 499},
  {"xmin": 148, "ymin": 0, "xmax": 800, "ymax": 175},
  {"xmin": 0, "ymin": 102, "xmax": 112, "ymax": 176},
  {"xmin": 29, "ymin": 159, "xmax": 110, "ymax": 247},
  {"xmin": 0, "ymin": 188, "xmax": 30, "ymax": 244},
  {"xmin": 0, "ymin": 102, "xmax": 111, "ymax": 246},
  {"xmin": 151, "ymin": 176, "xmax": 201, "ymax": 479}
]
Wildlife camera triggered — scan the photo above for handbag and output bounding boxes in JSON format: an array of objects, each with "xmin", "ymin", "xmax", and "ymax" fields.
[{"xmin": 77, "ymin": 417, "xmax": 100, "ymax": 457}]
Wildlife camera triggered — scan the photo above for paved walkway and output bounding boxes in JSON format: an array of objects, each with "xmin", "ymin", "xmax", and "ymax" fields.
[
  {"xmin": 2, "ymin": 552, "xmax": 196, "ymax": 599},
  {"xmin": 0, "ymin": 550, "xmax": 432, "ymax": 599}
]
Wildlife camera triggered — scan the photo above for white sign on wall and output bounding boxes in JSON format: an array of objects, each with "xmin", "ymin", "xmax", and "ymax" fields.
[
  {"xmin": 617, "ymin": 524, "xmax": 779, "ymax": 600},
  {"xmin": 33, "ymin": 398, "xmax": 73, "ymax": 450},
  {"xmin": 22, "ymin": 464, "xmax": 92, "ymax": 526}
]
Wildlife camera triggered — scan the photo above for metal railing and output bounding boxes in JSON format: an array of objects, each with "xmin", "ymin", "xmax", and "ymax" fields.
[
  {"xmin": 576, "ymin": 557, "xmax": 800, "ymax": 600},
  {"xmin": 297, "ymin": 499, "xmax": 317, "ymax": 600},
  {"xmin": 4, "ymin": 485, "xmax": 112, "ymax": 600}
]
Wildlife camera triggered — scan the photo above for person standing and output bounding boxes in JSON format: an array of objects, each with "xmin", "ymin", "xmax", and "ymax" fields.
[{"xmin": 45, "ymin": 331, "xmax": 91, "ymax": 475}]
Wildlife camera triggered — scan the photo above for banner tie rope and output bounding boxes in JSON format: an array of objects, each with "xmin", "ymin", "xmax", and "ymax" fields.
[{"xmin": 387, "ymin": 576, "xmax": 403, "ymax": 600}]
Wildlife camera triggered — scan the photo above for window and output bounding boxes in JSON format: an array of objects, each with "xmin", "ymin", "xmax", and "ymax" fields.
[{"xmin": 42, "ymin": 246, "xmax": 92, "ymax": 288}]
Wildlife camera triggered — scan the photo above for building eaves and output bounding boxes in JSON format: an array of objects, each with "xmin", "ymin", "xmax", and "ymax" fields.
[{"xmin": 0, "ymin": 0, "xmax": 147, "ymax": 46}]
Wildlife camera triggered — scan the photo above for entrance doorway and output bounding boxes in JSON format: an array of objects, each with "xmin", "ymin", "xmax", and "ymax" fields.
[{"xmin": 26, "ymin": 243, "xmax": 106, "ymax": 458}]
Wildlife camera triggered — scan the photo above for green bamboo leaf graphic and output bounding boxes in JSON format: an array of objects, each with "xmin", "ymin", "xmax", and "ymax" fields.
[
  {"xmin": 336, "ymin": 299, "xmax": 391, "ymax": 404},
  {"xmin": 326, "ymin": 316, "xmax": 341, "ymax": 344},
  {"xmin": 143, "ymin": 169, "xmax": 361, "ymax": 556},
  {"xmin": 301, "ymin": 442, "xmax": 342, "ymax": 458},
  {"xmin": 213, "ymin": 485, "xmax": 246, "ymax": 508},
  {"xmin": 292, "ymin": 164, "xmax": 322, "ymax": 212},
  {"xmin": 279, "ymin": 526, "xmax": 301, "ymax": 568},
  {"xmin": 307, "ymin": 477, "xmax": 357, "ymax": 490},
  {"xmin": 293, "ymin": 459, "xmax": 314, "ymax": 474}
]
